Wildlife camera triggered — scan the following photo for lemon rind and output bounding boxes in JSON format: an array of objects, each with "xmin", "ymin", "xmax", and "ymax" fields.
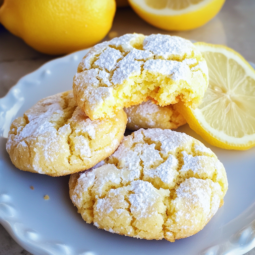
[
  {"xmin": 176, "ymin": 43, "xmax": 255, "ymax": 150},
  {"xmin": 129, "ymin": 0, "xmax": 216, "ymax": 15},
  {"xmin": 195, "ymin": 42, "xmax": 255, "ymax": 75}
]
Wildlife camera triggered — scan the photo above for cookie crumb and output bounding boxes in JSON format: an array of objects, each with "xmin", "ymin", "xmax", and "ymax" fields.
[
  {"xmin": 44, "ymin": 195, "xmax": 50, "ymax": 200},
  {"xmin": 30, "ymin": 186, "xmax": 34, "ymax": 190},
  {"xmin": 108, "ymin": 31, "xmax": 118, "ymax": 39}
]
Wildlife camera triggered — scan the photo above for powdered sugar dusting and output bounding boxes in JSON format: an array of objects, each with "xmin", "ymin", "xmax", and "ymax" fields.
[
  {"xmin": 192, "ymin": 60, "xmax": 208, "ymax": 77},
  {"xmin": 69, "ymin": 108, "xmax": 97, "ymax": 139},
  {"xmin": 79, "ymin": 41, "xmax": 109, "ymax": 70},
  {"xmin": 70, "ymin": 129, "xmax": 227, "ymax": 241},
  {"xmin": 112, "ymin": 49, "xmax": 153, "ymax": 85},
  {"xmin": 112, "ymin": 149, "xmax": 142, "ymax": 183},
  {"xmin": 72, "ymin": 170, "xmax": 96, "ymax": 207},
  {"xmin": 98, "ymin": 70, "xmax": 112, "ymax": 87},
  {"xmin": 73, "ymin": 164, "xmax": 122, "ymax": 206},
  {"xmin": 180, "ymin": 151, "xmax": 220, "ymax": 176},
  {"xmin": 109, "ymin": 33, "xmax": 141, "ymax": 51},
  {"xmin": 125, "ymin": 100, "xmax": 159, "ymax": 116},
  {"xmin": 143, "ymin": 34, "xmax": 195, "ymax": 58},
  {"xmin": 94, "ymin": 222, "xmax": 99, "ymax": 228},
  {"xmin": 93, "ymin": 164, "xmax": 122, "ymax": 196},
  {"xmin": 7, "ymin": 91, "xmax": 124, "ymax": 176},
  {"xmin": 181, "ymin": 152, "xmax": 204, "ymax": 174},
  {"xmin": 74, "ymin": 84, "xmax": 114, "ymax": 109},
  {"xmin": 96, "ymin": 197, "xmax": 114, "ymax": 214},
  {"xmin": 108, "ymin": 228, "xmax": 116, "ymax": 233},
  {"xmin": 73, "ymin": 135, "xmax": 91, "ymax": 158},
  {"xmin": 75, "ymin": 69, "xmax": 100, "ymax": 87},
  {"xmin": 116, "ymin": 209, "xmax": 125, "ymax": 215},
  {"xmin": 94, "ymin": 47, "xmax": 123, "ymax": 72},
  {"xmin": 129, "ymin": 180, "xmax": 168, "ymax": 219},
  {"xmin": 175, "ymin": 178, "xmax": 211, "ymax": 223},
  {"xmin": 144, "ymin": 59, "xmax": 191, "ymax": 81},
  {"xmin": 7, "ymin": 94, "xmax": 69, "ymax": 171},
  {"xmin": 208, "ymin": 182, "xmax": 222, "ymax": 220},
  {"xmin": 112, "ymin": 59, "xmax": 142, "ymax": 85},
  {"xmin": 105, "ymin": 138, "xmax": 119, "ymax": 153},
  {"xmin": 74, "ymin": 33, "xmax": 208, "ymax": 119},
  {"xmin": 194, "ymin": 143, "xmax": 213, "ymax": 154},
  {"xmin": 144, "ymin": 155, "xmax": 178, "ymax": 186},
  {"xmin": 139, "ymin": 143, "xmax": 162, "ymax": 169},
  {"xmin": 142, "ymin": 129, "xmax": 193, "ymax": 155},
  {"xmin": 183, "ymin": 58, "xmax": 197, "ymax": 66},
  {"xmin": 173, "ymin": 178, "xmax": 222, "ymax": 228}
]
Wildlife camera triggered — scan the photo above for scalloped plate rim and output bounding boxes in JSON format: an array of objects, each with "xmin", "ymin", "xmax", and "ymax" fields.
[{"xmin": 0, "ymin": 48, "xmax": 255, "ymax": 255}]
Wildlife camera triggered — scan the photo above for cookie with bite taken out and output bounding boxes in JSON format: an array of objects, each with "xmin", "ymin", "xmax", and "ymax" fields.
[{"xmin": 73, "ymin": 33, "xmax": 209, "ymax": 120}]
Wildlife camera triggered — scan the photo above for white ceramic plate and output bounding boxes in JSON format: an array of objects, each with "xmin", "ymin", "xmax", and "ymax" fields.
[{"xmin": 0, "ymin": 49, "xmax": 255, "ymax": 255}]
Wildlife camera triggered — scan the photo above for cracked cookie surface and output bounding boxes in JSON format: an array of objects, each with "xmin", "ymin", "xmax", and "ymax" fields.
[
  {"xmin": 73, "ymin": 33, "xmax": 209, "ymax": 120},
  {"xmin": 69, "ymin": 128, "xmax": 228, "ymax": 241},
  {"xmin": 6, "ymin": 91, "xmax": 127, "ymax": 176},
  {"xmin": 125, "ymin": 100, "xmax": 186, "ymax": 130}
]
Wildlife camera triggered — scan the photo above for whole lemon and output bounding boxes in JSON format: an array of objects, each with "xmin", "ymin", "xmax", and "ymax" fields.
[{"xmin": 0, "ymin": 0, "xmax": 116, "ymax": 55}]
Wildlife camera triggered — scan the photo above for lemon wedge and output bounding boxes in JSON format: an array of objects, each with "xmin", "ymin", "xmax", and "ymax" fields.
[
  {"xmin": 128, "ymin": 0, "xmax": 225, "ymax": 31},
  {"xmin": 176, "ymin": 42, "xmax": 255, "ymax": 150}
]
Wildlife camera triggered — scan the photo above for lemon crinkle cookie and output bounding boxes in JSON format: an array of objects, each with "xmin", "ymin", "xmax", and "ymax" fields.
[
  {"xmin": 125, "ymin": 100, "xmax": 186, "ymax": 130},
  {"xmin": 6, "ymin": 91, "xmax": 127, "ymax": 176},
  {"xmin": 73, "ymin": 33, "xmax": 209, "ymax": 120},
  {"xmin": 69, "ymin": 129, "xmax": 228, "ymax": 242}
]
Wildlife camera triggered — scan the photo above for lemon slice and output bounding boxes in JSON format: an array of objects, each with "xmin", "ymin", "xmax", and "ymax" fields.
[
  {"xmin": 128, "ymin": 0, "xmax": 225, "ymax": 31},
  {"xmin": 176, "ymin": 42, "xmax": 255, "ymax": 150}
]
